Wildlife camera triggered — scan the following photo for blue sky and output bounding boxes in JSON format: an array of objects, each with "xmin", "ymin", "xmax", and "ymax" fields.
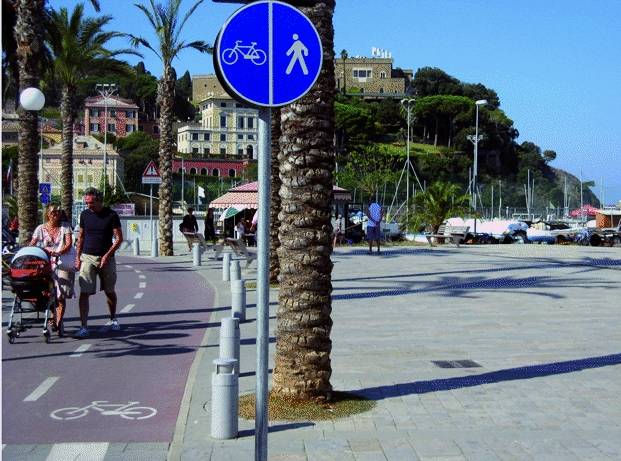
[{"xmin": 55, "ymin": 0, "xmax": 621, "ymax": 203}]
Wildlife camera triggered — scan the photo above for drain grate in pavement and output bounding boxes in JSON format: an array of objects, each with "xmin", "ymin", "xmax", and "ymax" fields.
[{"xmin": 432, "ymin": 360, "xmax": 482, "ymax": 369}]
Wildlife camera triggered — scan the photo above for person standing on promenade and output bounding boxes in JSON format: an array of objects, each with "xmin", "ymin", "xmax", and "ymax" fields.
[
  {"xmin": 204, "ymin": 208, "xmax": 216, "ymax": 244},
  {"xmin": 180, "ymin": 207, "xmax": 199, "ymax": 250},
  {"xmin": 365, "ymin": 199, "xmax": 383, "ymax": 254},
  {"xmin": 75, "ymin": 187, "xmax": 123, "ymax": 338}
]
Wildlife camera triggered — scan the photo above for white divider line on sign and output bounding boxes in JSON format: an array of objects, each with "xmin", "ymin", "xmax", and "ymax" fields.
[
  {"xmin": 134, "ymin": 292, "xmax": 144, "ymax": 299},
  {"xmin": 70, "ymin": 344, "xmax": 92, "ymax": 358},
  {"xmin": 23, "ymin": 377, "xmax": 59, "ymax": 402},
  {"xmin": 120, "ymin": 303, "xmax": 135, "ymax": 314},
  {"xmin": 45, "ymin": 443, "xmax": 109, "ymax": 461},
  {"xmin": 135, "ymin": 270, "xmax": 142, "ymax": 274},
  {"xmin": 125, "ymin": 265, "xmax": 132, "ymax": 269},
  {"xmin": 139, "ymin": 275, "xmax": 146, "ymax": 279},
  {"xmin": 139, "ymin": 282, "xmax": 146, "ymax": 289}
]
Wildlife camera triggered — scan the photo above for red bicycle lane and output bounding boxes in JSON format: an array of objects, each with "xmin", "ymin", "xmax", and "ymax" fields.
[{"xmin": 2, "ymin": 256, "xmax": 216, "ymax": 444}]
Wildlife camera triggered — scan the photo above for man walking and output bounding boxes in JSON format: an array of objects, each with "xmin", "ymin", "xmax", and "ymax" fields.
[
  {"xmin": 366, "ymin": 199, "xmax": 383, "ymax": 254},
  {"xmin": 75, "ymin": 187, "xmax": 123, "ymax": 338}
]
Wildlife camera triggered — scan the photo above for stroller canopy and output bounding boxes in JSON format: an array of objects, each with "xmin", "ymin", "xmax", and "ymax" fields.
[{"xmin": 11, "ymin": 246, "xmax": 49, "ymax": 264}]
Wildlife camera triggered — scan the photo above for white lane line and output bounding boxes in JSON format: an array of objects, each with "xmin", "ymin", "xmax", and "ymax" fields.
[
  {"xmin": 45, "ymin": 443, "xmax": 109, "ymax": 461},
  {"xmin": 120, "ymin": 303, "xmax": 135, "ymax": 314},
  {"xmin": 139, "ymin": 282, "xmax": 146, "ymax": 289},
  {"xmin": 135, "ymin": 270, "xmax": 142, "ymax": 273},
  {"xmin": 138, "ymin": 274, "xmax": 146, "ymax": 279},
  {"xmin": 70, "ymin": 344, "xmax": 92, "ymax": 358},
  {"xmin": 134, "ymin": 292, "xmax": 144, "ymax": 299},
  {"xmin": 23, "ymin": 377, "xmax": 59, "ymax": 402},
  {"xmin": 125, "ymin": 265, "xmax": 132, "ymax": 269}
]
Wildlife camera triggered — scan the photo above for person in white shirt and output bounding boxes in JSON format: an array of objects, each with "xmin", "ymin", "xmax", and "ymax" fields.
[{"xmin": 365, "ymin": 200, "xmax": 383, "ymax": 254}]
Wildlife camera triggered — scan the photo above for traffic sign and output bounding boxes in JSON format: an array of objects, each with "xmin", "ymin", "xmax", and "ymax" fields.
[
  {"xmin": 142, "ymin": 161, "xmax": 162, "ymax": 185},
  {"xmin": 214, "ymin": 0, "xmax": 322, "ymax": 107},
  {"xmin": 39, "ymin": 182, "xmax": 52, "ymax": 194},
  {"xmin": 40, "ymin": 192, "xmax": 50, "ymax": 205}
]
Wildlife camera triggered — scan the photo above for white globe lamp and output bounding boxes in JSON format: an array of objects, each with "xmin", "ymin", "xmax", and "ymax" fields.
[{"xmin": 19, "ymin": 87, "xmax": 45, "ymax": 111}]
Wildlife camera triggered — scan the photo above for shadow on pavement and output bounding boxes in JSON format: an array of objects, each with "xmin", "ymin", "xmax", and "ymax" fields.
[
  {"xmin": 237, "ymin": 422, "xmax": 315, "ymax": 437},
  {"xmin": 352, "ymin": 353, "xmax": 621, "ymax": 400}
]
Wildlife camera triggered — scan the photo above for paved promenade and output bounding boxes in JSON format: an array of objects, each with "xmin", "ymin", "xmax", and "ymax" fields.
[{"xmin": 172, "ymin": 243, "xmax": 621, "ymax": 461}]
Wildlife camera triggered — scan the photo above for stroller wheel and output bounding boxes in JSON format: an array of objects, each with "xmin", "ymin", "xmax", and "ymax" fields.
[
  {"xmin": 8, "ymin": 333, "xmax": 16, "ymax": 344},
  {"xmin": 44, "ymin": 330, "xmax": 51, "ymax": 343}
]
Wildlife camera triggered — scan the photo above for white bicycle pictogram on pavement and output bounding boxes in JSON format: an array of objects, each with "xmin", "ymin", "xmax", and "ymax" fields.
[
  {"xmin": 50, "ymin": 401, "xmax": 157, "ymax": 420},
  {"xmin": 221, "ymin": 41, "xmax": 267, "ymax": 66}
]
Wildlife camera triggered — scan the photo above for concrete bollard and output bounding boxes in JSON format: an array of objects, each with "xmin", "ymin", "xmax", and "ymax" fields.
[
  {"xmin": 211, "ymin": 358, "xmax": 238, "ymax": 439},
  {"xmin": 151, "ymin": 238, "xmax": 158, "ymax": 257},
  {"xmin": 219, "ymin": 317, "xmax": 240, "ymax": 375},
  {"xmin": 230, "ymin": 259, "xmax": 241, "ymax": 281},
  {"xmin": 222, "ymin": 253, "xmax": 231, "ymax": 281},
  {"xmin": 133, "ymin": 237, "xmax": 140, "ymax": 256},
  {"xmin": 231, "ymin": 279, "xmax": 246, "ymax": 322},
  {"xmin": 192, "ymin": 242, "xmax": 201, "ymax": 266}
]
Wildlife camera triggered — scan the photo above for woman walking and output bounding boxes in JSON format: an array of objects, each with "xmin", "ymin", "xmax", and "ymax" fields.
[{"xmin": 30, "ymin": 204, "xmax": 75, "ymax": 336}]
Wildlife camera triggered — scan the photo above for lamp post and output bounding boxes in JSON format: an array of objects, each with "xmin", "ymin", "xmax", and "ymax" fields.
[
  {"xmin": 95, "ymin": 83, "xmax": 118, "ymax": 198},
  {"xmin": 467, "ymin": 99, "xmax": 487, "ymax": 235},
  {"xmin": 400, "ymin": 97, "xmax": 415, "ymax": 232},
  {"xmin": 20, "ymin": 89, "xmax": 46, "ymax": 182}
]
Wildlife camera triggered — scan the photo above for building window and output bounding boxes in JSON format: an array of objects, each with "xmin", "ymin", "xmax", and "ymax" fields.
[
  {"xmin": 379, "ymin": 88, "xmax": 384, "ymax": 93},
  {"xmin": 201, "ymin": 168, "xmax": 207, "ymax": 175},
  {"xmin": 247, "ymin": 134, "xmax": 255, "ymax": 140},
  {"xmin": 190, "ymin": 168, "xmax": 197, "ymax": 174},
  {"xmin": 108, "ymin": 123, "xmax": 115, "ymax": 132},
  {"xmin": 127, "ymin": 125, "xmax": 135, "ymax": 132},
  {"xmin": 220, "ymin": 133, "xmax": 226, "ymax": 142},
  {"xmin": 353, "ymin": 69, "xmax": 372, "ymax": 79},
  {"xmin": 204, "ymin": 147, "xmax": 210, "ymax": 154},
  {"xmin": 126, "ymin": 111, "xmax": 134, "ymax": 117},
  {"xmin": 238, "ymin": 148, "xmax": 244, "ymax": 156},
  {"xmin": 220, "ymin": 115, "xmax": 227, "ymax": 128},
  {"xmin": 220, "ymin": 147, "xmax": 226, "ymax": 155},
  {"xmin": 89, "ymin": 109, "xmax": 99, "ymax": 117},
  {"xmin": 246, "ymin": 145, "xmax": 254, "ymax": 157},
  {"xmin": 192, "ymin": 148, "xmax": 199, "ymax": 154},
  {"xmin": 237, "ymin": 134, "xmax": 244, "ymax": 140},
  {"xmin": 247, "ymin": 117, "xmax": 254, "ymax": 129},
  {"xmin": 220, "ymin": 102, "xmax": 227, "ymax": 108},
  {"xmin": 229, "ymin": 169, "xmax": 236, "ymax": 178},
  {"xmin": 90, "ymin": 123, "xmax": 99, "ymax": 132},
  {"xmin": 204, "ymin": 133, "xmax": 210, "ymax": 141},
  {"xmin": 238, "ymin": 116, "xmax": 244, "ymax": 129},
  {"xmin": 109, "ymin": 110, "xmax": 116, "ymax": 117},
  {"xmin": 212, "ymin": 168, "xmax": 220, "ymax": 177},
  {"xmin": 192, "ymin": 133, "xmax": 199, "ymax": 141}
]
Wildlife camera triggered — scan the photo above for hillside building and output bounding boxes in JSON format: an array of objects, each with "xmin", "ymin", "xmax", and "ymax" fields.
[{"xmin": 83, "ymin": 95, "xmax": 139, "ymax": 138}]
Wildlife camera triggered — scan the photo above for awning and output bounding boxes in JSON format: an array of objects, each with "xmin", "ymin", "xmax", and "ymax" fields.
[
  {"xmin": 209, "ymin": 192, "xmax": 258, "ymax": 208},
  {"xmin": 218, "ymin": 205, "xmax": 246, "ymax": 222}
]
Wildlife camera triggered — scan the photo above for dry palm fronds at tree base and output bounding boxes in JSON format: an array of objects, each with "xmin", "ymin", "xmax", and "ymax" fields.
[{"xmin": 239, "ymin": 391, "xmax": 375, "ymax": 421}]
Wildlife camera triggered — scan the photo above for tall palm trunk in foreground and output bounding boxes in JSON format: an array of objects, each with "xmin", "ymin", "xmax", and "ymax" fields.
[
  {"xmin": 15, "ymin": 0, "xmax": 44, "ymax": 243},
  {"xmin": 273, "ymin": 0, "xmax": 336, "ymax": 401},
  {"xmin": 269, "ymin": 108, "xmax": 282, "ymax": 283}
]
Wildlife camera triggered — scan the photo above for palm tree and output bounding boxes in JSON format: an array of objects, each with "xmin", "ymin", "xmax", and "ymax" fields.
[
  {"xmin": 46, "ymin": 4, "xmax": 138, "ymax": 223},
  {"xmin": 273, "ymin": 0, "xmax": 336, "ymax": 402},
  {"xmin": 130, "ymin": 0, "xmax": 210, "ymax": 256},
  {"xmin": 14, "ymin": 0, "xmax": 44, "ymax": 243},
  {"xmin": 340, "ymin": 49, "xmax": 348, "ymax": 95},
  {"xmin": 269, "ymin": 108, "xmax": 282, "ymax": 284},
  {"xmin": 401, "ymin": 181, "xmax": 469, "ymax": 234},
  {"xmin": 10, "ymin": 0, "xmax": 100, "ymax": 242}
]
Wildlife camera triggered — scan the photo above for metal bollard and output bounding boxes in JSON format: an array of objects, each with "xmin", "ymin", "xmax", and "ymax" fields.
[
  {"xmin": 230, "ymin": 259, "xmax": 241, "ymax": 281},
  {"xmin": 133, "ymin": 237, "xmax": 140, "ymax": 256},
  {"xmin": 192, "ymin": 242, "xmax": 201, "ymax": 266},
  {"xmin": 151, "ymin": 237, "xmax": 158, "ymax": 257},
  {"xmin": 222, "ymin": 253, "xmax": 231, "ymax": 281},
  {"xmin": 231, "ymin": 279, "xmax": 246, "ymax": 322},
  {"xmin": 211, "ymin": 358, "xmax": 238, "ymax": 439},
  {"xmin": 219, "ymin": 317, "xmax": 240, "ymax": 375}
]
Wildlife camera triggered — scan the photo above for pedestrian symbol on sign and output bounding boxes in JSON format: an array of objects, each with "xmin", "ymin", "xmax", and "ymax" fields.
[{"xmin": 285, "ymin": 34, "xmax": 309, "ymax": 75}]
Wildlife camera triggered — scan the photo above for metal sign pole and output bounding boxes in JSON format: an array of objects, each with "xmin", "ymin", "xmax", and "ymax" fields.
[
  {"xmin": 150, "ymin": 184, "xmax": 153, "ymax": 245},
  {"xmin": 256, "ymin": 107, "xmax": 271, "ymax": 461}
]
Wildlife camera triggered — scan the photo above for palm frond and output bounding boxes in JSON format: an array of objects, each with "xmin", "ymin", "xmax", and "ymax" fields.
[{"xmin": 174, "ymin": 0, "xmax": 205, "ymax": 45}]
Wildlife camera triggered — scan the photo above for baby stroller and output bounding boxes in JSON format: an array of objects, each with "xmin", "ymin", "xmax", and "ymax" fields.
[{"xmin": 6, "ymin": 247, "xmax": 57, "ymax": 344}]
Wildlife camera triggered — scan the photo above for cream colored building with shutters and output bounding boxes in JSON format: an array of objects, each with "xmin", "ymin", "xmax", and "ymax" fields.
[{"xmin": 177, "ymin": 90, "xmax": 259, "ymax": 160}]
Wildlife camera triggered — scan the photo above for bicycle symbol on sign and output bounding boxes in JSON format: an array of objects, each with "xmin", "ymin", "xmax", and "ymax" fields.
[
  {"xmin": 50, "ymin": 401, "xmax": 157, "ymax": 420},
  {"xmin": 221, "ymin": 41, "xmax": 267, "ymax": 66}
]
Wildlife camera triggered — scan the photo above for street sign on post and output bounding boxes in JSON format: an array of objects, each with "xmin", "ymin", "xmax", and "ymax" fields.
[
  {"xmin": 214, "ymin": 0, "xmax": 323, "ymax": 108},
  {"xmin": 214, "ymin": 2, "xmax": 323, "ymax": 461},
  {"xmin": 39, "ymin": 183, "xmax": 52, "ymax": 205},
  {"xmin": 141, "ymin": 161, "xmax": 162, "ymax": 185}
]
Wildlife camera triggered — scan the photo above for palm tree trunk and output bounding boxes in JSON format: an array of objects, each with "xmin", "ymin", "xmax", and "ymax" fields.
[
  {"xmin": 269, "ymin": 108, "xmax": 282, "ymax": 283},
  {"xmin": 15, "ymin": 0, "xmax": 44, "ymax": 243},
  {"xmin": 60, "ymin": 86, "xmax": 75, "ymax": 222},
  {"xmin": 273, "ymin": 0, "xmax": 336, "ymax": 402},
  {"xmin": 157, "ymin": 65, "xmax": 175, "ymax": 255}
]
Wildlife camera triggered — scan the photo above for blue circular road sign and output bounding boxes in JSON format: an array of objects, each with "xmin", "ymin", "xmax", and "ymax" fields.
[{"xmin": 214, "ymin": 0, "xmax": 323, "ymax": 107}]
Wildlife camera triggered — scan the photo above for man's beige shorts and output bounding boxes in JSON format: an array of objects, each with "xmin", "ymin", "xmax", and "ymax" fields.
[{"xmin": 79, "ymin": 254, "xmax": 117, "ymax": 295}]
